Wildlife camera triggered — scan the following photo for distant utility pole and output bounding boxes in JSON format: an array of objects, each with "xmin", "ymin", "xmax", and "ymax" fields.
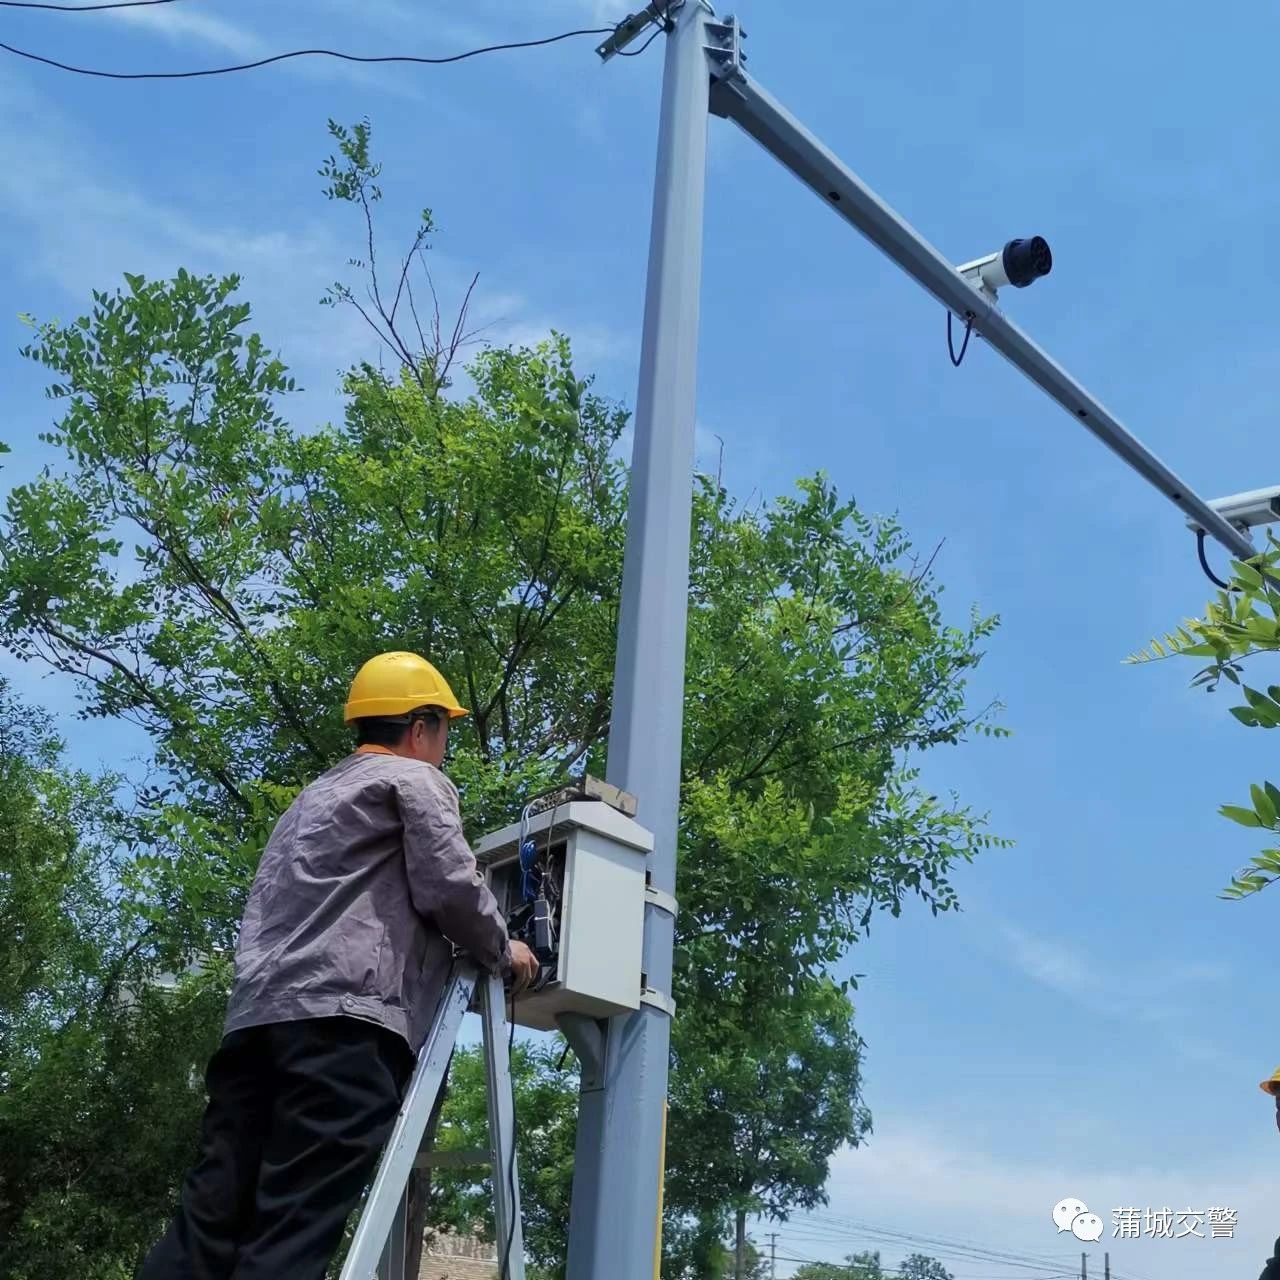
[
  {"xmin": 1081, "ymin": 1252, "xmax": 1088, "ymax": 1280},
  {"xmin": 769, "ymin": 1232, "xmax": 778, "ymax": 1280},
  {"xmin": 1104, "ymin": 1252, "xmax": 1111, "ymax": 1280}
]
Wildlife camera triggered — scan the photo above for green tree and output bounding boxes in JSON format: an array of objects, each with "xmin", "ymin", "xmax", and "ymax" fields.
[
  {"xmin": 792, "ymin": 1249, "xmax": 884, "ymax": 1279},
  {"xmin": 0, "ymin": 681, "xmax": 117, "ymax": 1045},
  {"xmin": 900, "ymin": 1253, "xmax": 955, "ymax": 1280},
  {"xmin": 667, "ymin": 971, "xmax": 870, "ymax": 1273},
  {"xmin": 0, "ymin": 120, "xmax": 1006, "ymax": 1274},
  {"xmin": 1130, "ymin": 539, "xmax": 1280, "ymax": 896},
  {"xmin": 0, "ymin": 681, "xmax": 227, "ymax": 1278},
  {"xmin": 428, "ymin": 1039, "xmax": 579, "ymax": 1270},
  {"xmin": 657, "ymin": 1228, "xmax": 768, "ymax": 1280},
  {"xmin": 787, "ymin": 1251, "xmax": 953, "ymax": 1280}
]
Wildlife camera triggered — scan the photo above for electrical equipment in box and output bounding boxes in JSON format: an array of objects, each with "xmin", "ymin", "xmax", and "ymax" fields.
[{"xmin": 474, "ymin": 787, "xmax": 652, "ymax": 1032}]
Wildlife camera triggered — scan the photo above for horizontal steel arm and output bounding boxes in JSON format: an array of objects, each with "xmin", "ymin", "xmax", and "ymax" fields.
[{"xmin": 709, "ymin": 69, "xmax": 1256, "ymax": 562}]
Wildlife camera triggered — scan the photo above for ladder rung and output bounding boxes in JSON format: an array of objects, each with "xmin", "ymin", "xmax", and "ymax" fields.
[{"xmin": 414, "ymin": 1147, "xmax": 491, "ymax": 1170}]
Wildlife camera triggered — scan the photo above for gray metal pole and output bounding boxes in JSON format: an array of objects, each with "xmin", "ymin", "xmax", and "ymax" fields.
[
  {"xmin": 710, "ymin": 67, "xmax": 1257, "ymax": 562},
  {"xmin": 564, "ymin": 3, "xmax": 713, "ymax": 1277},
  {"xmin": 481, "ymin": 972, "xmax": 526, "ymax": 1279}
]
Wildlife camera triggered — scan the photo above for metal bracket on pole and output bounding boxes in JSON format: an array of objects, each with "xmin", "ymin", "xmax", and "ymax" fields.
[
  {"xmin": 644, "ymin": 884, "xmax": 679, "ymax": 918},
  {"xmin": 557, "ymin": 1013, "xmax": 607, "ymax": 1090},
  {"xmin": 705, "ymin": 14, "xmax": 746, "ymax": 95},
  {"xmin": 597, "ymin": 1, "xmax": 680, "ymax": 62},
  {"xmin": 640, "ymin": 987, "xmax": 677, "ymax": 1018}
]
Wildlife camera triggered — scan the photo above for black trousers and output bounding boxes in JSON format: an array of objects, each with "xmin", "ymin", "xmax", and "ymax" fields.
[{"xmin": 137, "ymin": 1016, "xmax": 414, "ymax": 1280}]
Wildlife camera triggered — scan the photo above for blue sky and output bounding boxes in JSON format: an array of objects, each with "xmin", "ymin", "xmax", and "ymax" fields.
[{"xmin": 2, "ymin": 2, "xmax": 1278, "ymax": 1277}]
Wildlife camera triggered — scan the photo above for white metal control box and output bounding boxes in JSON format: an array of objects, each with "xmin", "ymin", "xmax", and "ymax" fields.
[{"xmin": 474, "ymin": 800, "xmax": 653, "ymax": 1032}]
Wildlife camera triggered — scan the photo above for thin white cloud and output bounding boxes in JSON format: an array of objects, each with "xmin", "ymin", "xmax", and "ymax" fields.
[
  {"xmin": 769, "ymin": 1125, "xmax": 1278, "ymax": 1280},
  {"xmin": 983, "ymin": 918, "xmax": 1238, "ymax": 1072},
  {"xmin": 110, "ymin": 6, "xmax": 266, "ymax": 58},
  {"xmin": 468, "ymin": 281, "xmax": 634, "ymax": 381},
  {"xmin": 998, "ymin": 922, "xmax": 1099, "ymax": 999},
  {"xmin": 566, "ymin": 0, "xmax": 623, "ymax": 25},
  {"xmin": 995, "ymin": 920, "xmax": 1231, "ymax": 1009},
  {"xmin": 488, "ymin": 318, "xmax": 634, "ymax": 372},
  {"xmin": 487, "ymin": 0, "xmax": 622, "ymax": 27},
  {"xmin": 0, "ymin": 85, "xmax": 383, "ymax": 459},
  {"xmin": 102, "ymin": 1, "xmax": 425, "ymax": 99},
  {"xmin": 0, "ymin": 70, "xmax": 632, "ymax": 424}
]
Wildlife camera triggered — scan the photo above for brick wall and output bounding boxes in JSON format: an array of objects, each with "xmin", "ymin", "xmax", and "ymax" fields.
[{"xmin": 419, "ymin": 1231, "xmax": 498, "ymax": 1280}]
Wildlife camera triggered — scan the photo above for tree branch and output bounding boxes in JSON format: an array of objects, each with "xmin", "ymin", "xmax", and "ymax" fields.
[
  {"xmin": 39, "ymin": 621, "xmax": 253, "ymax": 814},
  {"xmin": 730, "ymin": 719, "xmax": 797, "ymax": 788}
]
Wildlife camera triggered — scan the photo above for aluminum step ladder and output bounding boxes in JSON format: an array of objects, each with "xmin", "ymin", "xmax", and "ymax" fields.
[{"xmin": 339, "ymin": 962, "xmax": 525, "ymax": 1280}]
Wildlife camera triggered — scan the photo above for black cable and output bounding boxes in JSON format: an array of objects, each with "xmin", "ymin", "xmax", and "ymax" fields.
[
  {"xmin": 500, "ymin": 793, "xmax": 568, "ymax": 1276},
  {"xmin": 618, "ymin": 23, "xmax": 664, "ymax": 57},
  {"xmin": 544, "ymin": 801, "xmax": 558, "ymax": 871},
  {"xmin": 620, "ymin": 0, "xmax": 671, "ymax": 56},
  {"xmin": 0, "ymin": 26, "xmax": 618, "ymax": 79},
  {"xmin": 947, "ymin": 310, "xmax": 974, "ymax": 366},
  {"xmin": 1196, "ymin": 527, "xmax": 1234, "ymax": 590},
  {"xmin": 0, "ymin": 0, "xmax": 180, "ymax": 7}
]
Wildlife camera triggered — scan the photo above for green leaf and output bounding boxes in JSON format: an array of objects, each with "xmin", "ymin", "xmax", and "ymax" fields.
[
  {"xmin": 1221, "ymin": 804, "xmax": 1263, "ymax": 828},
  {"xmin": 1233, "ymin": 560, "xmax": 1265, "ymax": 590},
  {"xmin": 1178, "ymin": 642, "xmax": 1217, "ymax": 658},
  {"xmin": 1251, "ymin": 783, "xmax": 1277, "ymax": 826},
  {"xmin": 1242, "ymin": 687, "xmax": 1280, "ymax": 725}
]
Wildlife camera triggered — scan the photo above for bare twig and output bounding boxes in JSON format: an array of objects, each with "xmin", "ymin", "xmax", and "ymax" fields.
[{"xmin": 436, "ymin": 272, "xmax": 480, "ymax": 392}]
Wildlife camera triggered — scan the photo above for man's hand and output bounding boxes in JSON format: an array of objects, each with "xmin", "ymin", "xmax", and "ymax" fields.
[{"xmin": 507, "ymin": 940, "xmax": 540, "ymax": 994}]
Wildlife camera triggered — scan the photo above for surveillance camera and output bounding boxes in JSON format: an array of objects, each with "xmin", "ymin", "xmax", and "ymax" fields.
[
  {"xmin": 1185, "ymin": 486, "xmax": 1280, "ymax": 534},
  {"xmin": 958, "ymin": 237, "xmax": 1053, "ymax": 298}
]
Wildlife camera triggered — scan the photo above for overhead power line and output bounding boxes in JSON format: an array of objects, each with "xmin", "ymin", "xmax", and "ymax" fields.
[
  {"xmin": 0, "ymin": 0, "xmax": 182, "ymax": 9},
  {"xmin": 776, "ymin": 1231, "xmax": 1073, "ymax": 1276},
  {"xmin": 777, "ymin": 1210, "xmax": 1163, "ymax": 1280},
  {"xmin": 779, "ymin": 1212, "xmax": 1083, "ymax": 1276},
  {"xmin": 0, "ymin": 24, "xmax": 632, "ymax": 80}
]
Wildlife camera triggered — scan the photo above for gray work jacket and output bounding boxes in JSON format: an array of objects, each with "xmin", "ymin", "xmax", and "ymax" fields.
[{"xmin": 223, "ymin": 751, "xmax": 511, "ymax": 1051}]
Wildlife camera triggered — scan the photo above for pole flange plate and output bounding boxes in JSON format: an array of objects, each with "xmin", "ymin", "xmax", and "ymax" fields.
[
  {"xmin": 644, "ymin": 885, "xmax": 679, "ymax": 918},
  {"xmin": 640, "ymin": 987, "xmax": 677, "ymax": 1018}
]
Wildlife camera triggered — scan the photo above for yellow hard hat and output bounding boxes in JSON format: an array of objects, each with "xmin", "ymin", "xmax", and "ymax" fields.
[
  {"xmin": 1260, "ymin": 1067, "xmax": 1280, "ymax": 1096},
  {"xmin": 343, "ymin": 651, "xmax": 469, "ymax": 724}
]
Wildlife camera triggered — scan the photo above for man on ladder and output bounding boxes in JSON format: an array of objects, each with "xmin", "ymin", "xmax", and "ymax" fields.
[
  {"xmin": 137, "ymin": 651, "xmax": 540, "ymax": 1280},
  {"xmin": 1255, "ymin": 1067, "xmax": 1280, "ymax": 1280}
]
